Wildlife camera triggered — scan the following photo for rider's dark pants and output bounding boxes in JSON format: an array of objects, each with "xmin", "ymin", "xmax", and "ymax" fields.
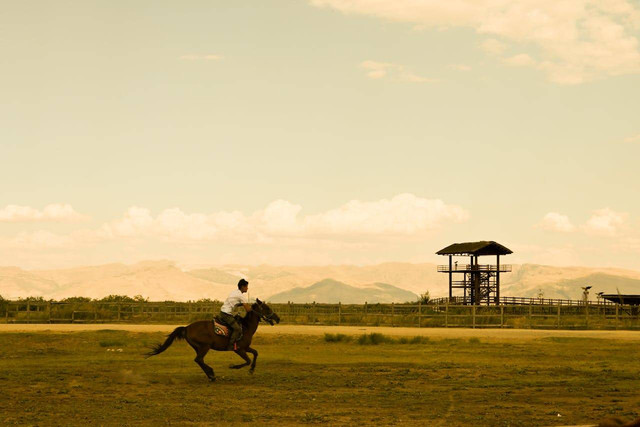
[{"xmin": 220, "ymin": 312, "xmax": 242, "ymax": 348}]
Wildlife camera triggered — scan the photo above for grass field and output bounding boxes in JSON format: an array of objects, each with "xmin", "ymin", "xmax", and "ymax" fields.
[{"xmin": 1, "ymin": 328, "xmax": 639, "ymax": 426}]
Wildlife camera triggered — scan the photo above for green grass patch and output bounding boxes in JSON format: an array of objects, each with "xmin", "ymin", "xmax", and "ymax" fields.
[
  {"xmin": 357, "ymin": 333, "xmax": 430, "ymax": 345},
  {"xmin": 0, "ymin": 331, "xmax": 638, "ymax": 426},
  {"xmin": 324, "ymin": 333, "xmax": 352, "ymax": 343}
]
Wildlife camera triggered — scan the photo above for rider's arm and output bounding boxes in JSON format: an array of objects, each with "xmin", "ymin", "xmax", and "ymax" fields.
[{"xmin": 242, "ymin": 303, "xmax": 252, "ymax": 312}]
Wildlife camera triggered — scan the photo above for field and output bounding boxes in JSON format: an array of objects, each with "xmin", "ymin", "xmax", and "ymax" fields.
[{"xmin": 1, "ymin": 325, "xmax": 639, "ymax": 426}]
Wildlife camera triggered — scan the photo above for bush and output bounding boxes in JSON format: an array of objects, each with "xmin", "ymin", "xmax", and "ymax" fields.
[
  {"xmin": 418, "ymin": 291, "xmax": 431, "ymax": 304},
  {"xmin": 324, "ymin": 333, "xmax": 352, "ymax": 343},
  {"xmin": 398, "ymin": 336, "xmax": 430, "ymax": 345},
  {"xmin": 357, "ymin": 333, "xmax": 390, "ymax": 345},
  {"xmin": 358, "ymin": 333, "xmax": 430, "ymax": 345},
  {"xmin": 60, "ymin": 296, "xmax": 92, "ymax": 303}
]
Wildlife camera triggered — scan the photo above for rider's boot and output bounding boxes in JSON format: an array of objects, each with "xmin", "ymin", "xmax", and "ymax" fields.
[{"xmin": 227, "ymin": 328, "xmax": 241, "ymax": 351}]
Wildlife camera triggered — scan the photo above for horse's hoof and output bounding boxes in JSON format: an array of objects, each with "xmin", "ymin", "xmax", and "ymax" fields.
[
  {"xmin": 208, "ymin": 376, "xmax": 216, "ymax": 382},
  {"xmin": 249, "ymin": 369, "xmax": 254, "ymax": 375}
]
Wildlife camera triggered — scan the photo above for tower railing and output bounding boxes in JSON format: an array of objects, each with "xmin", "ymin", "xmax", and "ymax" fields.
[{"xmin": 437, "ymin": 264, "xmax": 512, "ymax": 273}]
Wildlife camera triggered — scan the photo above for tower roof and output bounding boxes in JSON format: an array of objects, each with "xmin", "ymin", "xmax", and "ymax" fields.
[{"xmin": 436, "ymin": 241, "xmax": 513, "ymax": 256}]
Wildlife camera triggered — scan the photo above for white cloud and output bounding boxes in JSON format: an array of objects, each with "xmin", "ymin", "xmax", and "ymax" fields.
[
  {"xmin": 11, "ymin": 194, "xmax": 467, "ymax": 252},
  {"xmin": 539, "ymin": 212, "xmax": 576, "ymax": 232},
  {"xmin": 102, "ymin": 194, "xmax": 467, "ymax": 241},
  {"xmin": 179, "ymin": 54, "xmax": 223, "ymax": 60},
  {"xmin": 313, "ymin": 0, "xmax": 640, "ymax": 84},
  {"xmin": 503, "ymin": 53, "xmax": 536, "ymax": 67},
  {"xmin": 583, "ymin": 208, "xmax": 626, "ymax": 236},
  {"xmin": 623, "ymin": 133, "xmax": 640, "ymax": 143},
  {"xmin": 0, "ymin": 204, "xmax": 87, "ymax": 222},
  {"xmin": 360, "ymin": 60, "xmax": 437, "ymax": 83},
  {"xmin": 303, "ymin": 193, "xmax": 468, "ymax": 235},
  {"xmin": 481, "ymin": 38, "xmax": 507, "ymax": 55}
]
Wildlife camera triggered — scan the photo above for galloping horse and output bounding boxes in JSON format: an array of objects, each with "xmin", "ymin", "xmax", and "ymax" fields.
[{"xmin": 145, "ymin": 299, "xmax": 280, "ymax": 381}]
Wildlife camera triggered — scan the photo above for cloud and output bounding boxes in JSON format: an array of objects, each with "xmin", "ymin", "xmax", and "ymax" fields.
[
  {"xmin": 481, "ymin": 38, "xmax": 507, "ymax": 55},
  {"xmin": 503, "ymin": 53, "xmax": 536, "ymax": 67},
  {"xmin": 538, "ymin": 208, "xmax": 628, "ymax": 236},
  {"xmin": 583, "ymin": 208, "xmax": 626, "ymax": 236},
  {"xmin": 539, "ymin": 212, "xmax": 576, "ymax": 232},
  {"xmin": 101, "ymin": 194, "xmax": 468, "ymax": 241},
  {"xmin": 313, "ymin": 0, "xmax": 640, "ymax": 84},
  {"xmin": 10, "ymin": 194, "xmax": 465, "ymax": 252},
  {"xmin": 179, "ymin": 54, "xmax": 223, "ymax": 60},
  {"xmin": 303, "ymin": 193, "xmax": 469, "ymax": 235},
  {"xmin": 0, "ymin": 204, "xmax": 87, "ymax": 222},
  {"xmin": 623, "ymin": 133, "xmax": 640, "ymax": 143},
  {"xmin": 360, "ymin": 60, "xmax": 438, "ymax": 83}
]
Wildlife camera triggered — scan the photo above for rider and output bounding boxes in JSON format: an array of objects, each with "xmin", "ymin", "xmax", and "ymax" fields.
[{"xmin": 220, "ymin": 278, "xmax": 252, "ymax": 351}]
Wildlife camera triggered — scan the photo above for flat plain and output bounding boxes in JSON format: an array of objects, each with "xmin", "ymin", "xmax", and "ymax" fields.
[{"xmin": 0, "ymin": 326, "xmax": 639, "ymax": 426}]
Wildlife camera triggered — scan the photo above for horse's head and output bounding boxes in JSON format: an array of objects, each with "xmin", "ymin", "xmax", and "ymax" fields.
[{"xmin": 253, "ymin": 298, "xmax": 280, "ymax": 325}]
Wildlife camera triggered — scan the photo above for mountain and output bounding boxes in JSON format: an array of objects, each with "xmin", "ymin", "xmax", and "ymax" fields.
[
  {"xmin": 7, "ymin": 261, "xmax": 230, "ymax": 301},
  {"xmin": 268, "ymin": 279, "xmax": 419, "ymax": 304},
  {"xmin": 1, "ymin": 260, "xmax": 640, "ymax": 303},
  {"xmin": 500, "ymin": 264, "xmax": 640, "ymax": 299}
]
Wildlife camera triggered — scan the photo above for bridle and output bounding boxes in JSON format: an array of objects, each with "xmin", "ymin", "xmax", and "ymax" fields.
[{"xmin": 253, "ymin": 304, "xmax": 276, "ymax": 324}]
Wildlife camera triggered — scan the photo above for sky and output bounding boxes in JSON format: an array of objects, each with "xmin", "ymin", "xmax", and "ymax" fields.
[{"xmin": 1, "ymin": 0, "xmax": 640, "ymax": 270}]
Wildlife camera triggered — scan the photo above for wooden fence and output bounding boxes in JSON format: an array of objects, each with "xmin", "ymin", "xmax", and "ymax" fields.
[{"xmin": 1, "ymin": 300, "xmax": 639, "ymax": 329}]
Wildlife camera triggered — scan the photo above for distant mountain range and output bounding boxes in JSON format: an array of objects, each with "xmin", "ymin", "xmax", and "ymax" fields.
[
  {"xmin": 1, "ymin": 260, "xmax": 639, "ymax": 303},
  {"xmin": 269, "ymin": 279, "xmax": 418, "ymax": 304}
]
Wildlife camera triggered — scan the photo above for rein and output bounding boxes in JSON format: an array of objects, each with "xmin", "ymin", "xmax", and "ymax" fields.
[{"xmin": 252, "ymin": 304, "xmax": 275, "ymax": 323}]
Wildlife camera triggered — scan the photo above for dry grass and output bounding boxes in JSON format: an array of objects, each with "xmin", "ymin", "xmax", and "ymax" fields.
[{"xmin": 0, "ymin": 330, "xmax": 638, "ymax": 426}]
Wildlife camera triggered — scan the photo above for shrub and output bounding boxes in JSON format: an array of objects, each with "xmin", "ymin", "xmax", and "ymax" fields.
[
  {"xmin": 418, "ymin": 291, "xmax": 431, "ymax": 304},
  {"xmin": 357, "ymin": 333, "xmax": 389, "ymax": 345},
  {"xmin": 324, "ymin": 333, "xmax": 352, "ymax": 343}
]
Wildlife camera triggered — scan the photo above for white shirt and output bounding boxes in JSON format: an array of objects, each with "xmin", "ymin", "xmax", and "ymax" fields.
[{"xmin": 221, "ymin": 289, "xmax": 249, "ymax": 314}]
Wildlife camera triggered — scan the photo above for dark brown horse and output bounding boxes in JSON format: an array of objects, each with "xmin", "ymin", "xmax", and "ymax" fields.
[{"xmin": 145, "ymin": 299, "xmax": 280, "ymax": 381}]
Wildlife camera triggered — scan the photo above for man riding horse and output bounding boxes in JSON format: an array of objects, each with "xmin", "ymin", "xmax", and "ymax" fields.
[{"xmin": 220, "ymin": 279, "xmax": 252, "ymax": 350}]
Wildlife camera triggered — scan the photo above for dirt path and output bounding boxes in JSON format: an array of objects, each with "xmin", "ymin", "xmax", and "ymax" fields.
[{"xmin": 2, "ymin": 323, "xmax": 640, "ymax": 341}]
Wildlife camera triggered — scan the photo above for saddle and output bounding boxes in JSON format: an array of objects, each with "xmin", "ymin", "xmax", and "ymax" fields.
[{"xmin": 212, "ymin": 314, "xmax": 243, "ymax": 338}]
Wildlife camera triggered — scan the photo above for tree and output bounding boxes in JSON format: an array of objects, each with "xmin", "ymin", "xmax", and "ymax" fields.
[
  {"xmin": 418, "ymin": 291, "xmax": 431, "ymax": 304},
  {"xmin": 60, "ymin": 296, "xmax": 92, "ymax": 303}
]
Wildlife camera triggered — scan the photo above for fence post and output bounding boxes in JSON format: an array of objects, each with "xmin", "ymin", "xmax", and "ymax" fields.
[
  {"xmin": 364, "ymin": 301, "xmax": 368, "ymax": 325},
  {"xmin": 47, "ymin": 301, "xmax": 52, "ymax": 323},
  {"xmin": 445, "ymin": 301, "xmax": 449, "ymax": 328},
  {"xmin": 117, "ymin": 303, "xmax": 121, "ymax": 322},
  {"xmin": 27, "ymin": 301, "xmax": 31, "ymax": 323},
  {"xmin": 529, "ymin": 303, "xmax": 533, "ymax": 328},
  {"xmin": 94, "ymin": 302, "xmax": 98, "ymax": 323},
  {"xmin": 500, "ymin": 305, "xmax": 504, "ymax": 328},
  {"xmin": 418, "ymin": 301, "xmax": 422, "ymax": 328},
  {"xmin": 472, "ymin": 305, "xmax": 476, "ymax": 329},
  {"xmin": 557, "ymin": 304, "xmax": 561, "ymax": 329},
  {"xmin": 338, "ymin": 302, "xmax": 341, "ymax": 325},
  {"xmin": 615, "ymin": 304, "xmax": 619, "ymax": 329},
  {"xmin": 585, "ymin": 302, "xmax": 589, "ymax": 328},
  {"xmin": 391, "ymin": 303, "xmax": 395, "ymax": 327}
]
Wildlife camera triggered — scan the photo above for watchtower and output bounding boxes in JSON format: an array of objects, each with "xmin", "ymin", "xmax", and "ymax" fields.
[{"xmin": 436, "ymin": 241, "xmax": 513, "ymax": 305}]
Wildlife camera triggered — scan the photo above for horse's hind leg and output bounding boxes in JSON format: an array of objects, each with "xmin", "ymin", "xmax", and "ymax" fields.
[
  {"xmin": 229, "ymin": 349, "xmax": 251, "ymax": 370},
  {"xmin": 246, "ymin": 347, "xmax": 258, "ymax": 373},
  {"xmin": 193, "ymin": 344, "xmax": 215, "ymax": 382}
]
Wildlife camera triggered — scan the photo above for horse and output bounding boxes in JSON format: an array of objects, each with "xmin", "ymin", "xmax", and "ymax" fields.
[{"xmin": 145, "ymin": 299, "xmax": 280, "ymax": 381}]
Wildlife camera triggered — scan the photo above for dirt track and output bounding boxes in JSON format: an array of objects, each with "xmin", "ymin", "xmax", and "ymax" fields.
[{"xmin": 2, "ymin": 323, "xmax": 640, "ymax": 341}]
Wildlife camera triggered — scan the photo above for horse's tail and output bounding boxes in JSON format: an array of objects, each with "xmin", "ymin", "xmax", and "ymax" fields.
[{"xmin": 145, "ymin": 326, "xmax": 187, "ymax": 358}]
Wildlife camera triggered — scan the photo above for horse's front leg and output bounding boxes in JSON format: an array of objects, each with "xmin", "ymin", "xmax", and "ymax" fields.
[
  {"xmin": 193, "ymin": 344, "xmax": 216, "ymax": 382},
  {"xmin": 246, "ymin": 347, "xmax": 258, "ymax": 374},
  {"xmin": 229, "ymin": 349, "xmax": 251, "ymax": 369}
]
